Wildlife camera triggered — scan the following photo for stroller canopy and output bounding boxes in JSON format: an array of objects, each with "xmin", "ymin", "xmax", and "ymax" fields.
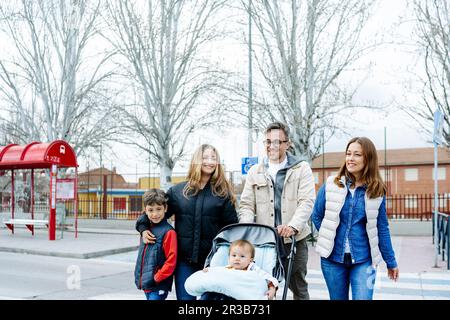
[{"xmin": 213, "ymin": 223, "xmax": 279, "ymax": 246}]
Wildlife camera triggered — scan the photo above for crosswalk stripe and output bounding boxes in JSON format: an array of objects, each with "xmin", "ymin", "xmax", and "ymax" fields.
[
  {"xmin": 307, "ymin": 276, "xmax": 450, "ymax": 294},
  {"xmin": 89, "ymin": 293, "xmax": 145, "ymax": 300},
  {"xmin": 308, "ymin": 269, "xmax": 450, "ymax": 281},
  {"xmin": 86, "ymin": 268, "xmax": 450, "ymax": 300},
  {"xmin": 419, "ymin": 272, "xmax": 450, "ymax": 280},
  {"xmin": 309, "ymin": 270, "xmax": 450, "ymax": 281},
  {"xmin": 308, "ymin": 289, "xmax": 329, "ymax": 300},
  {"xmin": 0, "ymin": 296, "xmax": 24, "ymax": 300},
  {"xmin": 87, "ymin": 289, "xmax": 450, "ymax": 300}
]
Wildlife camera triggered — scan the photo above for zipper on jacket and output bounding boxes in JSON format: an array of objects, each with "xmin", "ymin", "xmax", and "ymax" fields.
[{"xmin": 139, "ymin": 244, "xmax": 149, "ymax": 289}]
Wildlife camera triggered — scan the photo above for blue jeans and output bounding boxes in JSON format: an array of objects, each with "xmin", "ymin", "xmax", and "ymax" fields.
[
  {"xmin": 145, "ymin": 290, "xmax": 169, "ymax": 300},
  {"xmin": 175, "ymin": 260, "xmax": 202, "ymax": 300},
  {"xmin": 321, "ymin": 254, "xmax": 376, "ymax": 300}
]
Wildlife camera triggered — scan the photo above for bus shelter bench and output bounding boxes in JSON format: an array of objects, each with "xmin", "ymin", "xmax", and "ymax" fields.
[{"xmin": 3, "ymin": 219, "xmax": 48, "ymax": 232}]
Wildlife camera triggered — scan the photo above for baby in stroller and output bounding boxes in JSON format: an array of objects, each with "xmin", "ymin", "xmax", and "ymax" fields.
[
  {"xmin": 184, "ymin": 223, "xmax": 289, "ymax": 300},
  {"xmin": 201, "ymin": 239, "xmax": 278, "ymax": 300}
]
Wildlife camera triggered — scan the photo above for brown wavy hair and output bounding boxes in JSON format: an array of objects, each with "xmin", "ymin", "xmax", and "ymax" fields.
[
  {"xmin": 183, "ymin": 144, "xmax": 236, "ymax": 206},
  {"xmin": 334, "ymin": 137, "xmax": 386, "ymax": 198}
]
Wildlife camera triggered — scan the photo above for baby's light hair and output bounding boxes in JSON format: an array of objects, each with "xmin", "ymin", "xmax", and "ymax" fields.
[{"xmin": 229, "ymin": 239, "xmax": 255, "ymax": 258}]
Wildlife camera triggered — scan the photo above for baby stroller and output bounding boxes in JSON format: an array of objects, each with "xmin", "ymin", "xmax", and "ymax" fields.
[{"xmin": 202, "ymin": 222, "xmax": 296, "ymax": 300}]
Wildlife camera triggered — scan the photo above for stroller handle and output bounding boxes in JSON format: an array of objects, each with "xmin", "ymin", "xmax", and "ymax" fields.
[{"xmin": 282, "ymin": 235, "xmax": 296, "ymax": 300}]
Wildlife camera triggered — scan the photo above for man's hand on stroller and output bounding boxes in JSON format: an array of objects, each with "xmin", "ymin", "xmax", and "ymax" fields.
[
  {"xmin": 142, "ymin": 230, "xmax": 156, "ymax": 244},
  {"xmin": 277, "ymin": 225, "xmax": 297, "ymax": 238}
]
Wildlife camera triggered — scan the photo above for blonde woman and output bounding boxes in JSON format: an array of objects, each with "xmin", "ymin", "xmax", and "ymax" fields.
[
  {"xmin": 136, "ymin": 144, "xmax": 238, "ymax": 300},
  {"xmin": 312, "ymin": 137, "xmax": 399, "ymax": 300}
]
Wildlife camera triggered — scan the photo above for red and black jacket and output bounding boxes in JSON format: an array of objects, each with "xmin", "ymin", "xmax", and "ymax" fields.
[{"xmin": 134, "ymin": 219, "xmax": 176, "ymax": 292}]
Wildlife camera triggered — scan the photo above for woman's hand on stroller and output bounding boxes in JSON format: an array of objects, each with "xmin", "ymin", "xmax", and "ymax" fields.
[
  {"xmin": 202, "ymin": 267, "xmax": 209, "ymax": 272},
  {"xmin": 276, "ymin": 225, "xmax": 297, "ymax": 238},
  {"xmin": 142, "ymin": 230, "xmax": 156, "ymax": 244}
]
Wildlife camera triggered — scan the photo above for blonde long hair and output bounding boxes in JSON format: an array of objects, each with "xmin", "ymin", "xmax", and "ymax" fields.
[
  {"xmin": 334, "ymin": 137, "xmax": 386, "ymax": 199},
  {"xmin": 183, "ymin": 144, "xmax": 236, "ymax": 205}
]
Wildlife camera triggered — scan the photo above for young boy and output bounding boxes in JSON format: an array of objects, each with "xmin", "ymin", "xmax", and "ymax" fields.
[
  {"xmin": 134, "ymin": 189, "xmax": 177, "ymax": 300},
  {"xmin": 202, "ymin": 239, "xmax": 279, "ymax": 300}
]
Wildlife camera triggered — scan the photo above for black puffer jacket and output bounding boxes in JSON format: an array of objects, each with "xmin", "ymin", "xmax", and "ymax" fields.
[{"xmin": 136, "ymin": 181, "xmax": 238, "ymax": 266}]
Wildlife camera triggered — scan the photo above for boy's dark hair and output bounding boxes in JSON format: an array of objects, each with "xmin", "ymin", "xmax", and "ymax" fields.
[
  {"xmin": 265, "ymin": 121, "xmax": 290, "ymax": 140},
  {"xmin": 229, "ymin": 239, "xmax": 255, "ymax": 258},
  {"xmin": 143, "ymin": 188, "xmax": 168, "ymax": 207}
]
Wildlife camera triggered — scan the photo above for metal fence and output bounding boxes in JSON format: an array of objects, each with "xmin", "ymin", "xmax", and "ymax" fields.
[
  {"xmin": 65, "ymin": 198, "xmax": 142, "ymax": 220},
  {"xmin": 58, "ymin": 193, "xmax": 450, "ymax": 221},
  {"xmin": 386, "ymin": 194, "xmax": 450, "ymax": 220},
  {"xmin": 3, "ymin": 192, "xmax": 449, "ymax": 221},
  {"xmin": 433, "ymin": 212, "xmax": 450, "ymax": 270}
]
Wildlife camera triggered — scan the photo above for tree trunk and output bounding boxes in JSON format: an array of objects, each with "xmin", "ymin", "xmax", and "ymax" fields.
[{"xmin": 159, "ymin": 162, "xmax": 173, "ymax": 191}]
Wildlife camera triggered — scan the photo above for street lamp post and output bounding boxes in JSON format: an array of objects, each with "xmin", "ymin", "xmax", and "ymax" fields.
[
  {"xmin": 433, "ymin": 109, "xmax": 444, "ymax": 268},
  {"xmin": 247, "ymin": 0, "xmax": 253, "ymax": 157}
]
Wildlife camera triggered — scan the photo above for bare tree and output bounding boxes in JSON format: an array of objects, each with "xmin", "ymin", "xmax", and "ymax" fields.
[
  {"xmin": 226, "ymin": 0, "xmax": 377, "ymax": 161},
  {"xmin": 404, "ymin": 0, "xmax": 450, "ymax": 146},
  {"xmin": 0, "ymin": 0, "xmax": 119, "ymax": 156},
  {"xmin": 104, "ymin": 0, "xmax": 227, "ymax": 189}
]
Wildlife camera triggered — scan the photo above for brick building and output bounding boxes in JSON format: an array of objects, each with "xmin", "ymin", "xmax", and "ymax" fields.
[{"xmin": 311, "ymin": 147, "xmax": 450, "ymax": 195}]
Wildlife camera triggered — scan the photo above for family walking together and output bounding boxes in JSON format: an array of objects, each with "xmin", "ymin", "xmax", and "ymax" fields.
[{"xmin": 133, "ymin": 121, "xmax": 399, "ymax": 300}]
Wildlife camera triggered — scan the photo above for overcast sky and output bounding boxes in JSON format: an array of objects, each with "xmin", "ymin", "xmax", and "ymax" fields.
[{"xmin": 78, "ymin": 0, "xmax": 434, "ymax": 178}]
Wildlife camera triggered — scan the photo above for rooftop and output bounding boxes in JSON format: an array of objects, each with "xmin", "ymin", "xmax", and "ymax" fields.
[{"xmin": 311, "ymin": 147, "xmax": 450, "ymax": 169}]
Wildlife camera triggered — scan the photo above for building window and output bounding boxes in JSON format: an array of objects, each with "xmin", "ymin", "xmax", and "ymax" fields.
[
  {"xmin": 113, "ymin": 197, "xmax": 127, "ymax": 212},
  {"xmin": 313, "ymin": 172, "xmax": 319, "ymax": 184},
  {"xmin": 379, "ymin": 169, "xmax": 392, "ymax": 182},
  {"xmin": 432, "ymin": 168, "xmax": 446, "ymax": 181},
  {"xmin": 405, "ymin": 195, "xmax": 418, "ymax": 209},
  {"xmin": 404, "ymin": 168, "xmax": 418, "ymax": 181}
]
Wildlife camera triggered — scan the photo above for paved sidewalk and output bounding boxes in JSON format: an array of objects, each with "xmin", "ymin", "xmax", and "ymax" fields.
[{"xmin": 0, "ymin": 226, "xmax": 139, "ymax": 259}]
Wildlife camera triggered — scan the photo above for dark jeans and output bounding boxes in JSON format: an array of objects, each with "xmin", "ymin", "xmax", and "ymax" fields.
[
  {"xmin": 283, "ymin": 237, "xmax": 309, "ymax": 300},
  {"xmin": 174, "ymin": 259, "xmax": 202, "ymax": 300},
  {"xmin": 321, "ymin": 254, "xmax": 376, "ymax": 300}
]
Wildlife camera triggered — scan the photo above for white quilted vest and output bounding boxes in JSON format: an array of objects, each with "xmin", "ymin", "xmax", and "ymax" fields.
[{"xmin": 315, "ymin": 176, "xmax": 383, "ymax": 267}]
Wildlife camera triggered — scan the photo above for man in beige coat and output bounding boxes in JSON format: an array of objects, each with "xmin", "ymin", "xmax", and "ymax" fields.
[{"xmin": 239, "ymin": 121, "xmax": 316, "ymax": 300}]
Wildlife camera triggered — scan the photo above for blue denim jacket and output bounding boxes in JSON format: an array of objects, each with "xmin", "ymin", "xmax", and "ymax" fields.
[{"xmin": 311, "ymin": 182, "xmax": 398, "ymax": 269}]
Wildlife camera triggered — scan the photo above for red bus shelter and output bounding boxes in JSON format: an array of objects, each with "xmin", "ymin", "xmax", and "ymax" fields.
[{"xmin": 0, "ymin": 140, "xmax": 78, "ymax": 240}]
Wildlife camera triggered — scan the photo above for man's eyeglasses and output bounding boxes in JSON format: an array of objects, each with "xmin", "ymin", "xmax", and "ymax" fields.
[{"xmin": 263, "ymin": 139, "xmax": 288, "ymax": 147}]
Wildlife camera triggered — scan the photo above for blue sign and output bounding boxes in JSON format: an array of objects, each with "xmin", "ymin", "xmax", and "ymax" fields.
[{"xmin": 241, "ymin": 157, "xmax": 258, "ymax": 175}]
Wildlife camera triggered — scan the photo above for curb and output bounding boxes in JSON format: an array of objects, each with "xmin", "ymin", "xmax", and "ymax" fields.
[
  {"xmin": 65, "ymin": 228, "xmax": 137, "ymax": 235},
  {"xmin": 0, "ymin": 245, "xmax": 139, "ymax": 259}
]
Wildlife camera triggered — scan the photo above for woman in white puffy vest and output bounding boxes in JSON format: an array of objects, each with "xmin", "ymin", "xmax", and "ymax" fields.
[{"xmin": 311, "ymin": 137, "xmax": 399, "ymax": 300}]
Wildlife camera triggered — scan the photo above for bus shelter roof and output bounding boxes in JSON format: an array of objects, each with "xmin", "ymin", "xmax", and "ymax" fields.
[{"xmin": 0, "ymin": 140, "xmax": 78, "ymax": 170}]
